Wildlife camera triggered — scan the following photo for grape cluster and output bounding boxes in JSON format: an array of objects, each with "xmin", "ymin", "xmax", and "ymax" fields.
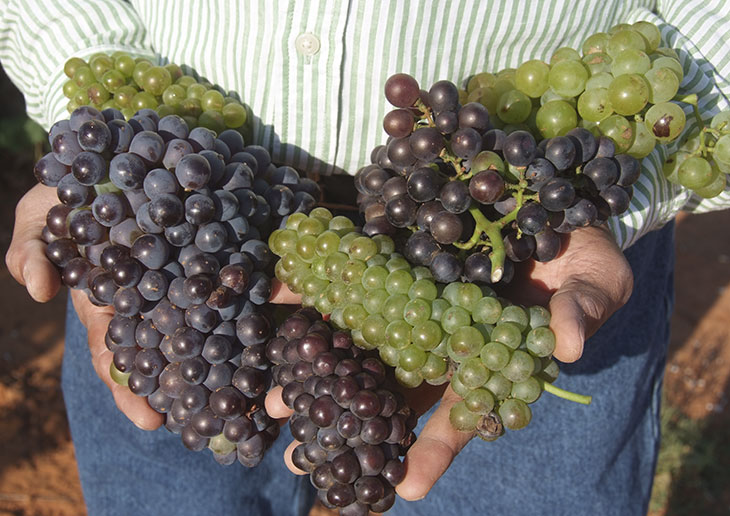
[
  {"xmin": 269, "ymin": 211, "xmax": 586, "ymax": 439},
  {"xmin": 663, "ymin": 109, "xmax": 730, "ymax": 198},
  {"xmin": 36, "ymin": 104, "xmax": 321, "ymax": 464},
  {"xmin": 359, "ymin": 73, "xmax": 640, "ymax": 283},
  {"xmin": 62, "ymin": 52, "xmax": 249, "ymax": 135},
  {"xmin": 266, "ymin": 309, "xmax": 417, "ymax": 515},
  {"xmin": 464, "ymin": 20, "xmax": 686, "ymax": 158}
]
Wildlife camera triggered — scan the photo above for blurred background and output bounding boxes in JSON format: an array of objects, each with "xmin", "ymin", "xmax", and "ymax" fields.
[{"xmin": 0, "ymin": 64, "xmax": 728, "ymax": 516}]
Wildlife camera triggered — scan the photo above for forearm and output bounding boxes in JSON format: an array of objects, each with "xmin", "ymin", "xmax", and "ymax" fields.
[{"xmin": 0, "ymin": 0, "xmax": 155, "ymax": 130}]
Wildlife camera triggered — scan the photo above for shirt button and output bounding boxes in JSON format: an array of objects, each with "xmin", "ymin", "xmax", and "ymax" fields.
[{"xmin": 295, "ymin": 33, "xmax": 321, "ymax": 56}]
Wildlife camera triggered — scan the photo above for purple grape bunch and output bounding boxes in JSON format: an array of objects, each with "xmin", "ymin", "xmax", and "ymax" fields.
[
  {"xmin": 355, "ymin": 73, "xmax": 640, "ymax": 284},
  {"xmin": 36, "ymin": 104, "xmax": 322, "ymax": 465},
  {"xmin": 266, "ymin": 309, "xmax": 418, "ymax": 515}
]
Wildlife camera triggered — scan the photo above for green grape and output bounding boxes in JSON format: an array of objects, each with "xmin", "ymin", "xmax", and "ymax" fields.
[
  {"xmin": 627, "ymin": 120, "xmax": 657, "ymax": 159},
  {"xmin": 467, "ymin": 72, "xmax": 497, "ymax": 92},
  {"xmin": 361, "ymin": 265, "xmax": 388, "ymax": 290},
  {"xmin": 382, "ymin": 294, "xmax": 409, "ymax": 322},
  {"xmin": 385, "ymin": 268, "xmax": 414, "ymax": 295},
  {"xmin": 295, "ymin": 234, "xmax": 317, "ymax": 262},
  {"xmin": 379, "ymin": 345, "xmax": 400, "ymax": 368},
  {"xmin": 73, "ymin": 66, "xmax": 95, "ymax": 88},
  {"xmin": 490, "ymin": 322, "xmax": 522, "ymax": 350},
  {"xmin": 399, "ymin": 345, "xmax": 427, "ymax": 372},
  {"xmin": 484, "ymin": 372, "xmax": 512, "ymax": 400},
  {"xmin": 175, "ymin": 75, "xmax": 197, "ymax": 88},
  {"xmin": 598, "ymin": 114, "xmax": 634, "ymax": 152},
  {"xmin": 348, "ymin": 236, "xmax": 378, "ymax": 261},
  {"xmin": 498, "ymin": 398, "xmax": 532, "ymax": 430},
  {"xmin": 372, "ymin": 234, "xmax": 395, "ymax": 255},
  {"xmin": 342, "ymin": 304, "xmax": 368, "ymax": 330},
  {"xmin": 385, "ymin": 255, "xmax": 410, "ymax": 272},
  {"xmin": 472, "ymin": 150, "xmax": 506, "ymax": 174},
  {"xmin": 711, "ymin": 111, "xmax": 730, "ymax": 131},
  {"xmin": 110, "ymin": 361, "xmax": 131, "ymax": 386},
  {"xmin": 499, "ymin": 305, "xmax": 529, "ymax": 331},
  {"xmin": 511, "ymin": 377, "xmax": 542, "ymax": 404},
  {"xmin": 632, "ymin": 21, "xmax": 661, "ymax": 53},
  {"xmin": 273, "ymin": 228, "xmax": 299, "ymax": 255},
  {"xmin": 329, "ymin": 214, "xmax": 355, "ymax": 233},
  {"xmin": 550, "ymin": 47, "xmax": 581, "ymax": 65},
  {"xmin": 360, "ymin": 314, "xmax": 388, "ymax": 346},
  {"xmin": 607, "ymin": 74, "xmax": 649, "ymax": 115},
  {"xmin": 100, "ymin": 69, "xmax": 125, "ymax": 93},
  {"xmin": 288, "ymin": 268, "xmax": 309, "ymax": 294},
  {"xmin": 662, "ymin": 152, "xmax": 684, "ymax": 185},
  {"xmin": 164, "ymin": 63, "xmax": 183, "ymax": 82},
  {"xmin": 208, "ymin": 434, "xmax": 236, "ymax": 456},
  {"xmin": 496, "ymin": 89, "xmax": 532, "ymax": 124},
  {"xmin": 457, "ymin": 357, "xmax": 490, "ymax": 389},
  {"xmin": 449, "ymin": 401, "xmax": 480, "ymax": 432},
  {"xmin": 132, "ymin": 60, "xmax": 152, "ymax": 88},
  {"xmin": 430, "ymin": 298, "xmax": 450, "ymax": 322},
  {"xmin": 464, "ymin": 388, "xmax": 495, "ymax": 414},
  {"xmin": 298, "ymin": 216, "xmax": 326, "ymax": 236},
  {"xmin": 403, "ymin": 298, "xmax": 431, "ymax": 326},
  {"xmin": 548, "ymin": 60, "xmax": 588, "ymax": 97},
  {"xmin": 325, "ymin": 281, "xmax": 347, "ymax": 307},
  {"xmin": 113, "ymin": 54, "xmax": 136, "ymax": 77},
  {"xmin": 186, "ymin": 83, "xmax": 208, "ymax": 100},
  {"xmin": 309, "ymin": 207, "xmax": 333, "ymax": 222},
  {"xmin": 408, "ymin": 278, "xmax": 438, "ymax": 300},
  {"xmin": 64, "ymin": 57, "xmax": 87, "ymax": 78},
  {"xmin": 311, "ymin": 257, "xmax": 327, "ymax": 281},
  {"xmin": 472, "ymin": 296, "xmax": 502, "ymax": 325},
  {"xmin": 222, "ymin": 102, "xmax": 248, "ymax": 128},
  {"xmin": 447, "ymin": 326, "xmax": 484, "ymax": 359},
  {"xmin": 181, "ymin": 115, "xmax": 198, "ymax": 128},
  {"xmin": 577, "ymin": 87, "xmax": 612, "ymax": 122},
  {"xmin": 302, "ymin": 275, "xmax": 328, "ymax": 297},
  {"xmin": 421, "ymin": 353, "xmax": 449, "ymax": 383},
  {"xmin": 286, "ymin": 212, "xmax": 308, "ymax": 229},
  {"xmin": 341, "ymin": 259, "xmax": 367, "ymax": 284},
  {"xmin": 280, "ymin": 252, "xmax": 307, "ymax": 274},
  {"xmin": 528, "ymin": 306, "xmax": 551, "ymax": 329},
  {"xmin": 363, "ymin": 288, "xmax": 389, "ymax": 314},
  {"xmin": 651, "ymin": 56, "xmax": 683, "ymax": 83},
  {"xmin": 582, "ymin": 32, "xmax": 610, "ymax": 55},
  {"xmin": 585, "ymin": 72, "xmax": 613, "ymax": 91},
  {"xmin": 714, "ymin": 134, "xmax": 730, "ymax": 166},
  {"xmin": 337, "ymin": 232, "xmax": 359, "ymax": 253},
  {"xmin": 525, "ymin": 327, "xmax": 556, "ymax": 357},
  {"xmin": 541, "ymin": 358, "xmax": 560, "ymax": 382},
  {"xmin": 536, "ymin": 100, "xmax": 578, "ymax": 138},
  {"xmin": 87, "ymin": 82, "xmax": 110, "ymax": 105},
  {"xmin": 582, "ymin": 52, "xmax": 613, "ymax": 75},
  {"xmin": 501, "ymin": 350, "xmax": 535, "ymax": 382},
  {"xmin": 198, "ymin": 110, "xmax": 225, "ymax": 133},
  {"xmin": 89, "ymin": 54, "xmax": 114, "ymax": 80},
  {"xmin": 314, "ymin": 230, "xmax": 340, "ymax": 257},
  {"xmin": 345, "ymin": 284, "xmax": 366, "ymax": 304},
  {"xmin": 611, "ymin": 49, "xmax": 650, "ymax": 76},
  {"xmin": 450, "ymin": 374, "xmax": 472, "ymax": 399},
  {"xmin": 469, "ymin": 86, "xmax": 500, "ymax": 115},
  {"xmin": 324, "ymin": 251, "xmax": 349, "ymax": 282},
  {"xmin": 63, "ymin": 79, "xmax": 79, "ymax": 98},
  {"xmin": 178, "ymin": 97, "xmax": 203, "ymax": 118},
  {"xmin": 693, "ymin": 167, "xmax": 727, "ymax": 198},
  {"xmin": 653, "ymin": 47, "xmax": 680, "ymax": 61},
  {"xmin": 104, "ymin": 100, "xmax": 121, "ymax": 112},
  {"xmin": 480, "ymin": 341, "xmax": 510, "ymax": 371},
  {"xmin": 607, "ymin": 29, "xmax": 647, "ymax": 57},
  {"xmin": 162, "ymin": 84, "xmax": 187, "ymax": 107},
  {"xmin": 678, "ymin": 156, "xmax": 717, "ymax": 189},
  {"xmin": 411, "ymin": 320, "xmax": 442, "ymax": 350},
  {"xmin": 201, "ymin": 89, "xmax": 225, "ymax": 111},
  {"xmin": 644, "ymin": 102, "xmax": 686, "ymax": 142},
  {"xmin": 452, "ymin": 283, "xmax": 483, "ymax": 312},
  {"xmin": 493, "ymin": 76, "xmax": 516, "ymax": 99},
  {"xmin": 644, "ymin": 67, "xmax": 680, "ymax": 103},
  {"xmin": 350, "ymin": 329, "xmax": 372, "ymax": 350},
  {"xmin": 141, "ymin": 66, "xmax": 172, "ymax": 96},
  {"xmin": 515, "ymin": 59, "xmax": 550, "ymax": 98},
  {"xmin": 441, "ymin": 306, "xmax": 472, "ymax": 334},
  {"xmin": 330, "ymin": 307, "xmax": 346, "ymax": 329},
  {"xmin": 431, "ymin": 335, "xmax": 449, "ymax": 358}
]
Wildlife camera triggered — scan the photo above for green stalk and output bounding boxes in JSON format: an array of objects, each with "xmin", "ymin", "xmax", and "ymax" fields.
[{"xmin": 538, "ymin": 379, "xmax": 593, "ymax": 405}]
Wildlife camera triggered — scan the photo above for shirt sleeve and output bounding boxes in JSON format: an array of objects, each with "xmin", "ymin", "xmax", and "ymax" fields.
[
  {"xmin": 608, "ymin": 3, "xmax": 730, "ymax": 249},
  {"xmin": 0, "ymin": 0, "xmax": 156, "ymax": 131}
]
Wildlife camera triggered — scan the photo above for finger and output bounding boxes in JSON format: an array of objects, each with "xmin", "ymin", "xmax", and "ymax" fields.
[
  {"xmin": 282, "ymin": 439, "xmax": 308, "ymax": 475},
  {"xmin": 71, "ymin": 290, "xmax": 164, "ymax": 430},
  {"xmin": 264, "ymin": 385, "xmax": 294, "ymax": 419},
  {"xmin": 269, "ymin": 279, "xmax": 301, "ymax": 304},
  {"xmin": 396, "ymin": 387, "xmax": 473, "ymax": 501},
  {"xmin": 6, "ymin": 185, "xmax": 62, "ymax": 302},
  {"xmin": 548, "ymin": 288, "xmax": 587, "ymax": 363}
]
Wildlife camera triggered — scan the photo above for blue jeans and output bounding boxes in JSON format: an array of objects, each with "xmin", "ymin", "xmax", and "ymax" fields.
[{"xmin": 63, "ymin": 222, "xmax": 674, "ymax": 516}]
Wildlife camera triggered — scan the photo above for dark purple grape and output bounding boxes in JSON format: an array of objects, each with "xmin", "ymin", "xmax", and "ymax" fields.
[
  {"xmin": 386, "ymin": 137, "xmax": 417, "ymax": 168},
  {"xmin": 77, "ymin": 119, "xmax": 111, "ymax": 153},
  {"xmin": 157, "ymin": 114, "xmax": 189, "ymax": 141},
  {"xmin": 435, "ymin": 110, "xmax": 459, "ymax": 134},
  {"xmin": 583, "ymin": 157, "xmax": 618, "ymax": 190},
  {"xmin": 359, "ymin": 166, "xmax": 391, "ymax": 196},
  {"xmin": 464, "ymin": 252, "xmax": 492, "ymax": 284},
  {"xmin": 409, "ymin": 127, "xmax": 444, "ymax": 161},
  {"xmin": 383, "ymin": 109, "xmax": 414, "ymax": 138},
  {"xmin": 175, "ymin": 153, "xmax": 212, "ymax": 190},
  {"xmin": 406, "ymin": 167, "xmax": 440, "ymax": 202},
  {"xmin": 504, "ymin": 232, "xmax": 536, "ymax": 262},
  {"xmin": 113, "ymin": 286, "xmax": 144, "ymax": 316},
  {"xmin": 128, "ymin": 370, "xmax": 158, "ymax": 396},
  {"xmin": 91, "ymin": 192, "xmax": 127, "ymax": 227},
  {"xmin": 404, "ymin": 231, "xmax": 440, "ymax": 266},
  {"xmin": 46, "ymin": 204, "xmax": 72, "ymax": 236},
  {"xmin": 469, "ymin": 170, "xmax": 504, "ymax": 204},
  {"xmin": 152, "ymin": 299, "xmax": 186, "ymax": 336},
  {"xmin": 430, "ymin": 251, "xmax": 462, "ymax": 283},
  {"xmin": 458, "ymin": 102, "xmax": 490, "ymax": 132},
  {"xmin": 203, "ymin": 335, "xmax": 233, "ymax": 364},
  {"xmin": 134, "ymin": 318, "xmax": 162, "ymax": 348},
  {"xmin": 516, "ymin": 202, "xmax": 548, "ymax": 235},
  {"xmin": 428, "ymin": 80, "xmax": 459, "ymax": 113},
  {"xmin": 538, "ymin": 178, "xmax": 575, "ymax": 211},
  {"xmin": 209, "ymin": 386, "xmax": 245, "ymax": 420},
  {"xmin": 265, "ymin": 185, "xmax": 294, "ymax": 216},
  {"xmin": 224, "ymin": 416, "xmax": 254, "ymax": 443},
  {"xmin": 109, "ymin": 152, "xmax": 147, "ymax": 190},
  {"xmin": 614, "ymin": 154, "xmax": 640, "ymax": 186},
  {"xmin": 544, "ymin": 136, "xmax": 577, "ymax": 170},
  {"xmin": 450, "ymin": 127, "xmax": 482, "ymax": 159},
  {"xmin": 56, "ymin": 173, "xmax": 90, "ymax": 208},
  {"xmin": 503, "ymin": 130, "xmax": 537, "ymax": 167},
  {"xmin": 564, "ymin": 198, "xmax": 598, "ymax": 227},
  {"xmin": 354, "ymin": 444, "xmax": 385, "ymax": 476},
  {"xmin": 525, "ymin": 158, "xmax": 556, "ymax": 190},
  {"xmin": 45, "ymin": 238, "xmax": 79, "ymax": 267},
  {"xmin": 533, "ymin": 227, "xmax": 562, "ymax": 262},
  {"xmin": 203, "ymin": 362, "xmax": 234, "ymax": 391},
  {"xmin": 384, "ymin": 194, "xmax": 417, "ymax": 228},
  {"xmin": 107, "ymin": 119, "xmax": 133, "ymax": 153},
  {"xmin": 144, "ymin": 168, "xmax": 178, "ymax": 199},
  {"xmin": 61, "ymin": 256, "xmax": 92, "ymax": 289},
  {"xmin": 566, "ymin": 127, "xmax": 598, "ymax": 163},
  {"xmin": 191, "ymin": 407, "xmax": 224, "ymax": 437},
  {"xmin": 52, "ymin": 130, "xmax": 84, "ymax": 166},
  {"xmin": 600, "ymin": 184, "xmax": 632, "ymax": 215},
  {"xmin": 483, "ymin": 128, "xmax": 506, "ymax": 151},
  {"xmin": 34, "ymin": 152, "xmax": 69, "ymax": 186},
  {"xmin": 429, "ymin": 211, "xmax": 462, "ymax": 245},
  {"xmin": 134, "ymin": 348, "xmax": 166, "ymax": 377},
  {"xmin": 384, "ymin": 73, "xmax": 420, "ymax": 108},
  {"xmin": 69, "ymin": 209, "xmax": 106, "ymax": 245},
  {"xmin": 149, "ymin": 193, "xmax": 184, "ymax": 227},
  {"xmin": 439, "ymin": 180, "xmax": 471, "ymax": 213}
]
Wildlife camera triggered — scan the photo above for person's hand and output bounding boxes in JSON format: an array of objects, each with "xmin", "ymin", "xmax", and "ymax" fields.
[{"xmin": 265, "ymin": 224, "xmax": 634, "ymax": 501}]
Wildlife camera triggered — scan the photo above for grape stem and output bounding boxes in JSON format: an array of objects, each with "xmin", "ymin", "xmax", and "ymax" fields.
[{"xmin": 538, "ymin": 378, "xmax": 593, "ymax": 405}]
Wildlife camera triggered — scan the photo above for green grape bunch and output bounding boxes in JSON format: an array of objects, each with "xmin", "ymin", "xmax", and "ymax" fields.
[
  {"xmin": 269, "ymin": 208, "xmax": 591, "ymax": 440},
  {"xmin": 61, "ymin": 52, "xmax": 249, "ymax": 135},
  {"xmin": 463, "ymin": 20, "xmax": 687, "ymax": 160}
]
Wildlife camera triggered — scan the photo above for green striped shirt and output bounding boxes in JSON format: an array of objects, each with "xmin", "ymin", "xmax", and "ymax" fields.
[{"xmin": 1, "ymin": 0, "xmax": 729, "ymax": 249}]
